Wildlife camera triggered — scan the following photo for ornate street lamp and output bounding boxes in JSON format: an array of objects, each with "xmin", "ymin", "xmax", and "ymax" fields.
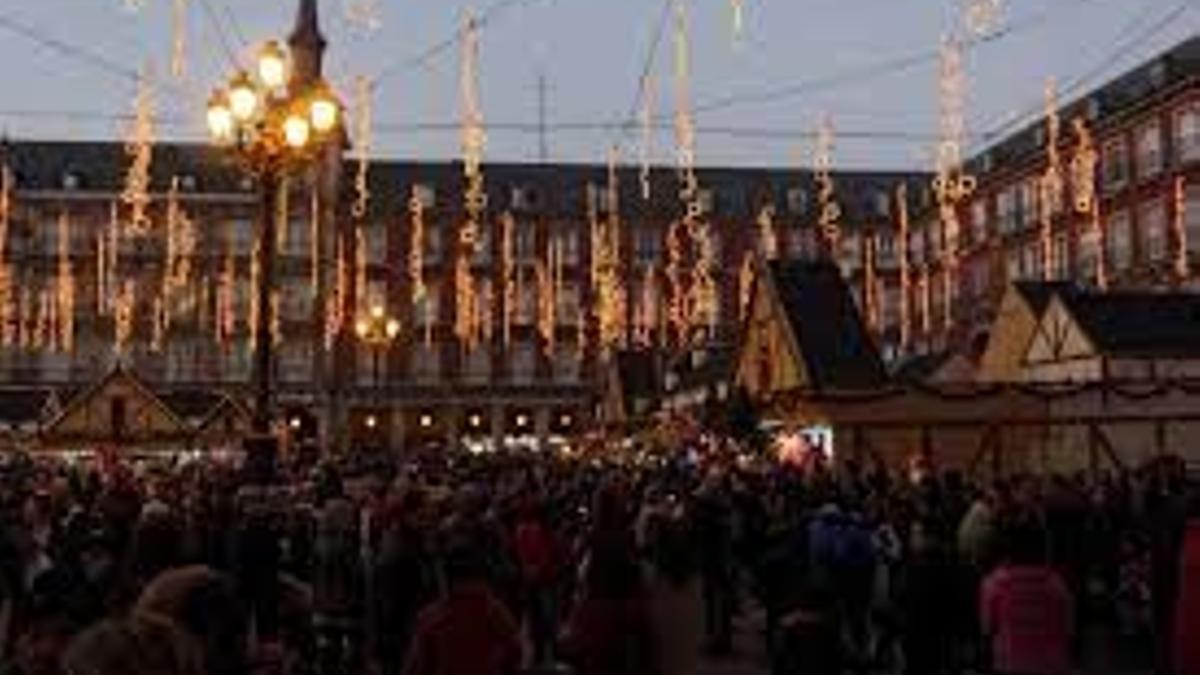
[
  {"xmin": 206, "ymin": 39, "xmax": 344, "ymax": 477},
  {"xmin": 355, "ymin": 304, "xmax": 400, "ymax": 441}
]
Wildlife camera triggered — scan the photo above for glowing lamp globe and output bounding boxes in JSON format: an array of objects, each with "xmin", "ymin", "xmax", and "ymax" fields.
[
  {"xmin": 257, "ymin": 41, "xmax": 288, "ymax": 90},
  {"xmin": 354, "ymin": 318, "xmax": 369, "ymax": 338},
  {"xmin": 206, "ymin": 93, "xmax": 234, "ymax": 142},
  {"xmin": 310, "ymin": 96, "xmax": 339, "ymax": 134},
  {"xmin": 385, "ymin": 319, "xmax": 400, "ymax": 339},
  {"xmin": 370, "ymin": 304, "xmax": 385, "ymax": 319},
  {"xmin": 228, "ymin": 72, "xmax": 259, "ymax": 122},
  {"xmin": 283, "ymin": 115, "xmax": 311, "ymax": 149}
]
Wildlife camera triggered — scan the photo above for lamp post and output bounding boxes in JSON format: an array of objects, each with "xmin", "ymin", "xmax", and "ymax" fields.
[
  {"xmin": 206, "ymin": 39, "xmax": 343, "ymax": 476},
  {"xmin": 355, "ymin": 304, "xmax": 400, "ymax": 445}
]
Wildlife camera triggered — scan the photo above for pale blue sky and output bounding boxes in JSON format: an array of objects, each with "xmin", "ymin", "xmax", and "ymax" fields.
[{"xmin": 0, "ymin": 0, "xmax": 1195, "ymax": 168}]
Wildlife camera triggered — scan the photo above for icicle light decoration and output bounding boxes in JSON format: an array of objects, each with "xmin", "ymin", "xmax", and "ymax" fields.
[
  {"xmin": 730, "ymin": 0, "xmax": 745, "ymax": 45},
  {"xmin": 815, "ymin": 116, "xmax": 842, "ymax": 256},
  {"xmin": 1070, "ymin": 117, "xmax": 1105, "ymax": 288},
  {"xmin": 410, "ymin": 188, "xmax": 427, "ymax": 308},
  {"xmin": 0, "ymin": 163, "xmax": 12, "ymax": 347},
  {"xmin": 0, "ymin": 265, "xmax": 12, "ymax": 349},
  {"xmin": 218, "ymin": 253, "xmax": 235, "ymax": 344},
  {"xmin": 897, "ymin": 184, "xmax": 912, "ymax": 352},
  {"xmin": 757, "ymin": 203, "xmax": 777, "ymax": 260},
  {"xmin": 310, "ymin": 185, "xmax": 320, "ymax": 295},
  {"xmin": 249, "ymin": 238, "xmax": 261, "ymax": 349},
  {"xmin": 500, "ymin": 211, "xmax": 514, "ymax": 347},
  {"xmin": 326, "ymin": 236, "xmax": 347, "ymax": 349},
  {"xmin": 151, "ymin": 296, "xmax": 165, "ymax": 352},
  {"xmin": 1176, "ymin": 176, "xmax": 1189, "ymax": 281},
  {"xmin": 345, "ymin": 0, "xmax": 383, "ymax": 33},
  {"xmin": 672, "ymin": 0, "xmax": 700, "ymax": 346},
  {"xmin": 919, "ymin": 265, "xmax": 932, "ymax": 338},
  {"xmin": 170, "ymin": 0, "xmax": 187, "ymax": 80},
  {"xmin": 456, "ymin": 10, "xmax": 486, "ymax": 350},
  {"xmin": 739, "ymin": 253, "xmax": 754, "ymax": 322},
  {"xmin": 275, "ymin": 176, "xmax": 289, "ymax": 252},
  {"xmin": 18, "ymin": 286, "xmax": 31, "ymax": 350},
  {"xmin": 114, "ymin": 281, "xmax": 134, "ymax": 356},
  {"xmin": 56, "ymin": 212, "xmax": 74, "ymax": 353},
  {"xmin": 635, "ymin": 265, "xmax": 657, "ymax": 347},
  {"xmin": 640, "ymin": 76, "xmax": 655, "ymax": 201},
  {"xmin": 1040, "ymin": 78, "xmax": 1063, "ymax": 280},
  {"xmin": 355, "ymin": 225, "xmax": 367, "ymax": 314},
  {"xmin": 34, "ymin": 288, "xmax": 51, "ymax": 353},
  {"xmin": 690, "ymin": 224, "xmax": 717, "ymax": 340},
  {"xmin": 932, "ymin": 36, "xmax": 974, "ymax": 332},
  {"xmin": 165, "ymin": 176, "xmax": 195, "ymax": 314},
  {"xmin": 352, "ymin": 76, "xmax": 372, "ymax": 219},
  {"xmin": 666, "ymin": 220, "xmax": 686, "ymax": 346},
  {"xmin": 271, "ymin": 291, "xmax": 281, "ymax": 346},
  {"xmin": 122, "ymin": 69, "xmax": 155, "ymax": 236},
  {"xmin": 0, "ymin": 163, "xmax": 10, "ymax": 255},
  {"xmin": 537, "ymin": 240, "xmax": 558, "ymax": 357}
]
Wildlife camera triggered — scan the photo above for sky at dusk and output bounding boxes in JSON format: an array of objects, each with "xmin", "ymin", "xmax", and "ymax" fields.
[{"xmin": 0, "ymin": 0, "xmax": 1195, "ymax": 168}]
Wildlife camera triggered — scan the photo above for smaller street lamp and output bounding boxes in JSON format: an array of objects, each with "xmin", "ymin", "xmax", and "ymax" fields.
[{"xmin": 355, "ymin": 304, "xmax": 400, "ymax": 444}]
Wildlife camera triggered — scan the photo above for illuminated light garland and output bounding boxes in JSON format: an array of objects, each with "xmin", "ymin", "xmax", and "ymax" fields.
[
  {"xmin": 276, "ymin": 176, "xmax": 289, "ymax": 252},
  {"xmin": 478, "ymin": 279, "xmax": 493, "ymax": 343},
  {"xmin": 355, "ymin": 225, "xmax": 367, "ymax": 314},
  {"xmin": 757, "ymin": 203, "xmax": 777, "ymax": 260},
  {"xmin": 640, "ymin": 76, "xmax": 655, "ymax": 201},
  {"xmin": 1040, "ymin": 78, "xmax": 1063, "ymax": 280},
  {"xmin": 730, "ymin": 0, "xmax": 745, "ymax": 45},
  {"xmin": 352, "ymin": 76, "xmax": 372, "ymax": 219},
  {"xmin": 593, "ymin": 147, "xmax": 628, "ymax": 352},
  {"xmin": 919, "ymin": 265, "xmax": 932, "ymax": 338},
  {"xmin": 410, "ymin": 189, "xmax": 427, "ymax": 308},
  {"xmin": 122, "ymin": 68, "xmax": 155, "ymax": 236},
  {"xmin": 344, "ymin": 0, "xmax": 383, "ymax": 33},
  {"xmin": 114, "ymin": 280, "xmax": 134, "ymax": 357},
  {"xmin": 666, "ymin": 220, "xmax": 686, "ymax": 346},
  {"xmin": 932, "ymin": 36, "xmax": 975, "ymax": 332},
  {"xmin": 537, "ymin": 240, "xmax": 557, "ymax": 357},
  {"xmin": 0, "ymin": 264, "xmax": 12, "ymax": 349},
  {"xmin": 456, "ymin": 10, "xmax": 486, "ymax": 350},
  {"xmin": 165, "ymin": 176, "xmax": 194, "ymax": 316},
  {"xmin": 99, "ymin": 203, "xmax": 119, "ymax": 316},
  {"xmin": 1070, "ymin": 117, "xmax": 1105, "ymax": 288},
  {"xmin": 896, "ymin": 184, "xmax": 912, "ymax": 352},
  {"xmin": 249, "ymin": 238, "xmax": 261, "ymax": 349},
  {"xmin": 1176, "ymin": 176, "xmax": 1189, "ymax": 281},
  {"xmin": 864, "ymin": 234, "xmax": 879, "ymax": 334},
  {"xmin": 689, "ymin": 223, "xmax": 717, "ymax": 341},
  {"xmin": 218, "ymin": 252, "xmax": 235, "ymax": 345},
  {"xmin": 963, "ymin": 0, "xmax": 1002, "ymax": 38},
  {"xmin": 271, "ymin": 291, "xmax": 281, "ymax": 346},
  {"xmin": 56, "ymin": 212, "xmax": 74, "ymax": 353},
  {"xmin": 18, "ymin": 286, "xmax": 31, "ymax": 351},
  {"xmin": 815, "ymin": 115, "xmax": 842, "ymax": 257},
  {"xmin": 151, "ymin": 295, "xmax": 165, "ymax": 353},
  {"xmin": 34, "ymin": 288, "xmax": 51, "ymax": 353},
  {"xmin": 500, "ymin": 211, "xmax": 514, "ymax": 347},
  {"xmin": 0, "ymin": 163, "xmax": 10, "ymax": 256},
  {"xmin": 635, "ymin": 264, "xmax": 657, "ymax": 347},
  {"xmin": 325, "ymin": 236, "xmax": 347, "ymax": 350},
  {"xmin": 170, "ymin": 0, "xmax": 187, "ymax": 80},
  {"xmin": 672, "ymin": 0, "xmax": 700, "ymax": 346},
  {"xmin": 738, "ymin": 252, "xmax": 754, "ymax": 323}
]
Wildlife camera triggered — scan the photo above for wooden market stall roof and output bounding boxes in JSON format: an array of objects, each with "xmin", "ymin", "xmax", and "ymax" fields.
[{"xmin": 736, "ymin": 259, "xmax": 886, "ymax": 400}]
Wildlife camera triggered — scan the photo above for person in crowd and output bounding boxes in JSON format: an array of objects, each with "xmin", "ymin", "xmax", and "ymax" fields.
[
  {"xmin": 400, "ymin": 534, "xmax": 523, "ymax": 675},
  {"xmin": 899, "ymin": 520, "xmax": 955, "ymax": 675},
  {"xmin": 980, "ymin": 523, "xmax": 1074, "ymax": 675}
]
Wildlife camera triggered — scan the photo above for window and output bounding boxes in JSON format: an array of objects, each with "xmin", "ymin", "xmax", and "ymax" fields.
[
  {"xmin": 515, "ymin": 276, "xmax": 536, "ymax": 325},
  {"xmin": 786, "ymin": 188, "xmax": 808, "ymax": 215},
  {"xmin": 557, "ymin": 283, "xmax": 580, "ymax": 326},
  {"xmin": 1053, "ymin": 233, "xmax": 1069, "ymax": 279},
  {"xmin": 876, "ymin": 233, "xmax": 896, "ymax": 267},
  {"xmin": 927, "ymin": 225, "xmax": 942, "ymax": 259},
  {"xmin": 463, "ymin": 343, "xmax": 491, "ymax": 383},
  {"xmin": 516, "ymin": 222, "xmax": 538, "ymax": 262},
  {"xmin": 971, "ymin": 199, "xmax": 988, "ymax": 245},
  {"xmin": 282, "ymin": 279, "xmax": 313, "ymax": 321},
  {"xmin": 284, "ymin": 217, "xmax": 312, "ymax": 258},
  {"xmin": 281, "ymin": 343, "xmax": 313, "ymax": 384},
  {"xmin": 1140, "ymin": 199, "xmax": 1167, "ymax": 263},
  {"xmin": 1021, "ymin": 243, "xmax": 1040, "ymax": 280},
  {"xmin": 635, "ymin": 227, "xmax": 661, "ymax": 265},
  {"xmin": 553, "ymin": 345, "xmax": 580, "ymax": 383},
  {"xmin": 472, "ymin": 225, "xmax": 493, "ymax": 265},
  {"xmin": 416, "ymin": 287, "xmax": 440, "ymax": 328},
  {"xmin": 229, "ymin": 219, "xmax": 254, "ymax": 254},
  {"xmin": 1006, "ymin": 249, "xmax": 1021, "ymax": 281},
  {"xmin": 909, "ymin": 230, "xmax": 925, "ymax": 266},
  {"xmin": 972, "ymin": 259, "xmax": 990, "ymax": 300},
  {"xmin": 997, "ymin": 188, "xmax": 1015, "ymax": 234},
  {"xmin": 1136, "ymin": 122, "xmax": 1162, "ymax": 179},
  {"xmin": 1188, "ymin": 185, "xmax": 1200, "ymax": 256},
  {"xmin": 410, "ymin": 343, "xmax": 440, "ymax": 382},
  {"xmin": 412, "ymin": 184, "xmax": 436, "ymax": 209},
  {"xmin": 1079, "ymin": 231, "xmax": 1100, "ymax": 284},
  {"xmin": 510, "ymin": 342, "xmax": 537, "ymax": 384},
  {"xmin": 224, "ymin": 341, "xmax": 251, "ymax": 381},
  {"xmin": 424, "ymin": 224, "xmax": 444, "ymax": 263},
  {"xmin": 1108, "ymin": 210, "xmax": 1132, "ymax": 270},
  {"xmin": 558, "ymin": 226, "xmax": 580, "ymax": 266},
  {"xmin": 1176, "ymin": 102, "xmax": 1200, "ymax": 164},
  {"xmin": 1102, "ymin": 139, "xmax": 1129, "ymax": 190},
  {"xmin": 364, "ymin": 224, "xmax": 386, "ymax": 265},
  {"xmin": 1017, "ymin": 180, "xmax": 1037, "ymax": 231}
]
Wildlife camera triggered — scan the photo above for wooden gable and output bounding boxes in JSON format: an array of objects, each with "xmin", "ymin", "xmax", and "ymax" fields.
[
  {"xmin": 1025, "ymin": 296, "xmax": 1097, "ymax": 365},
  {"xmin": 42, "ymin": 367, "xmax": 188, "ymax": 447},
  {"xmin": 735, "ymin": 270, "xmax": 808, "ymax": 399},
  {"xmin": 977, "ymin": 286, "xmax": 1042, "ymax": 381},
  {"xmin": 195, "ymin": 396, "xmax": 252, "ymax": 441}
]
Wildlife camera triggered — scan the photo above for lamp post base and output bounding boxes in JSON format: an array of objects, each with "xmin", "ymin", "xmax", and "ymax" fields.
[{"xmin": 243, "ymin": 433, "xmax": 279, "ymax": 484}]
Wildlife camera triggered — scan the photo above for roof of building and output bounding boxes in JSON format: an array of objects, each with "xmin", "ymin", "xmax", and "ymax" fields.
[
  {"xmin": 0, "ymin": 139, "xmax": 931, "ymax": 225},
  {"xmin": 1059, "ymin": 290, "xmax": 1200, "ymax": 359},
  {"xmin": 766, "ymin": 259, "xmax": 887, "ymax": 390},
  {"xmin": 966, "ymin": 35, "xmax": 1200, "ymax": 178}
]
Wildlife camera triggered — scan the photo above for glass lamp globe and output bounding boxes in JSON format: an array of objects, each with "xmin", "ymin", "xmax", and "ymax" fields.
[
  {"xmin": 283, "ymin": 114, "xmax": 311, "ymax": 149},
  {"xmin": 385, "ymin": 319, "xmax": 400, "ymax": 339},
  {"xmin": 310, "ymin": 96, "xmax": 339, "ymax": 134},
  {"xmin": 257, "ymin": 41, "xmax": 288, "ymax": 90},
  {"xmin": 355, "ymin": 318, "xmax": 369, "ymax": 338},
  {"xmin": 228, "ymin": 72, "xmax": 259, "ymax": 122},
  {"xmin": 206, "ymin": 92, "xmax": 234, "ymax": 142}
]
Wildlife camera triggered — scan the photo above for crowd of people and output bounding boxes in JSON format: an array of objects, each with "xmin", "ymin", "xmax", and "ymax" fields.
[{"xmin": 1, "ymin": 439, "xmax": 1200, "ymax": 675}]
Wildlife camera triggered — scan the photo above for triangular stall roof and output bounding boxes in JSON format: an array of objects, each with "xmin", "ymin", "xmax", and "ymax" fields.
[
  {"xmin": 40, "ymin": 365, "xmax": 190, "ymax": 451},
  {"xmin": 977, "ymin": 281, "xmax": 1079, "ymax": 382},
  {"xmin": 736, "ymin": 259, "xmax": 886, "ymax": 401}
]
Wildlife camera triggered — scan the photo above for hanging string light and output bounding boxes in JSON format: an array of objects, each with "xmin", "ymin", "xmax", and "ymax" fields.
[
  {"xmin": 672, "ymin": 0, "xmax": 700, "ymax": 347},
  {"xmin": 0, "ymin": 264, "xmax": 12, "ymax": 349},
  {"xmin": 815, "ymin": 115, "xmax": 842, "ymax": 257},
  {"xmin": 640, "ymin": 75, "xmax": 655, "ymax": 201},
  {"xmin": 689, "ymin": 224, "xmax": 717, "ymax": 340},
  {"xmin": 114, "ymin": 280, "xmax": 134, "ymax": 357},
  {"xmin": 919, "ymin": 265, "xmax": 932, "ymax": 338},
  {"xmin": 326, "ymin": 235, "xmax": 347, "ymax": 349},
  {"xmin": 56, "ymin": 212, "xmax": 74, "ymax": 353},
  {"xmin": 18, "ymin": 286, "xmax": 31, "ymax": 351},
  {"xmin": 345, "ymin": 0, "xmax": 383, "ymax": 34},
  {"xmin": 170, "ymin": 0, "xmax": 188, "ymax": 80},
  {"xmin": 276, "ymin": 176, "xmax": 290, "ymax": 252},
  {"xmin": 757, "ymin": 203, "xmax": 778, "ymax": 260},
  {"xmin": 500, "ymin": 211, "xmax": 514, "ymax": 347},
  {"xmin": 164, "ymin": 176, "xmax": 194, "ymax": 317},
  {"xmin": 666, "ymin": 220, "xmax": 686, "ymax": 346},
  {"xmin": 355, "ymin": 225, "xmax": 367, "ymax": 314},
  {"xmin": 537, "ymin": 240, "xmax": 557, "ymax": 357},
  {"xmin": 1070, "ymin": 116, "xmax": 1104, "ymax": 289},
  {"xmin": 634, "ymin": 264, "xmax": 657, "ymax": 347},
  {"xmin": 122, "ymin": 67, "xmax": 155, "ymax": 236},
  {"xmin": 897, "ymin": 184, "xmax": 911, "ymax": 353},
  {"xmin": 963, "ymin": 0, "xmax": 1002, "ymax": 38},
  {"xmin": 98, "ymin": 203, "xmax": 120, "ymax": 317},
  {"xmin": 249, "ymin": 237, "xmax": 261, "ymax": 349},
  {"xmin": 864, "ymin": 234, "xmax": 879, "ymax": 334},
  {"xmin": 0, "ymin": 163, "xmax": 13, "ymax": 347},
  {"xmin": 352, "ymin": 76, "xmax": 372, "ymax": 220},
  {"xmin": 151, "ymin": 295, "xmax": 165, "ymax": 352},
  {"xmin": 1040, "ymin": 78, "xmax": 1063, "ymax": 280},
  {"xmin": 310, "ymin": 184, "xmax": 320, "ymax": 295},
  {"xmin": 35, "ymin": 288, "xmax": 51, "ymax": 353},
  {"xmin": 593, "ymin": 146, "xmax": 627, "ymax": 352},
  {"xmin": 932, "ymin": 36, "xmax": 974, "ymax": 332},
  {"xmin": 738, "ymin": 252, "xmax": 754, "ymax": 323},
  {"xmin": 218, "ymin": 251, "xmax": 235, "ymax": 344},
  {"xmin": 271, "ymin": 291, "xmax": 282, "ymax": 346},
  {"xmin": 457, "ymin": 9, "xmax": 486, "ymax": 351},
  {"xmin": 1175, "ymin": 176, "xmax": 1188, "ymax": 282},
  {"xmin": 0, "ymin": 162, "xmax": 10, "ymax": 256},
  {"xmin": 730, "ymin": 0, "xmax": 745, "ymax": 45}
]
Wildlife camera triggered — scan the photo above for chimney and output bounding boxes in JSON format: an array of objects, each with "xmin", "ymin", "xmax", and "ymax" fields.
[{"xmin": 289, "ymin": 0, "xmax": 326, "ymax": 89}]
